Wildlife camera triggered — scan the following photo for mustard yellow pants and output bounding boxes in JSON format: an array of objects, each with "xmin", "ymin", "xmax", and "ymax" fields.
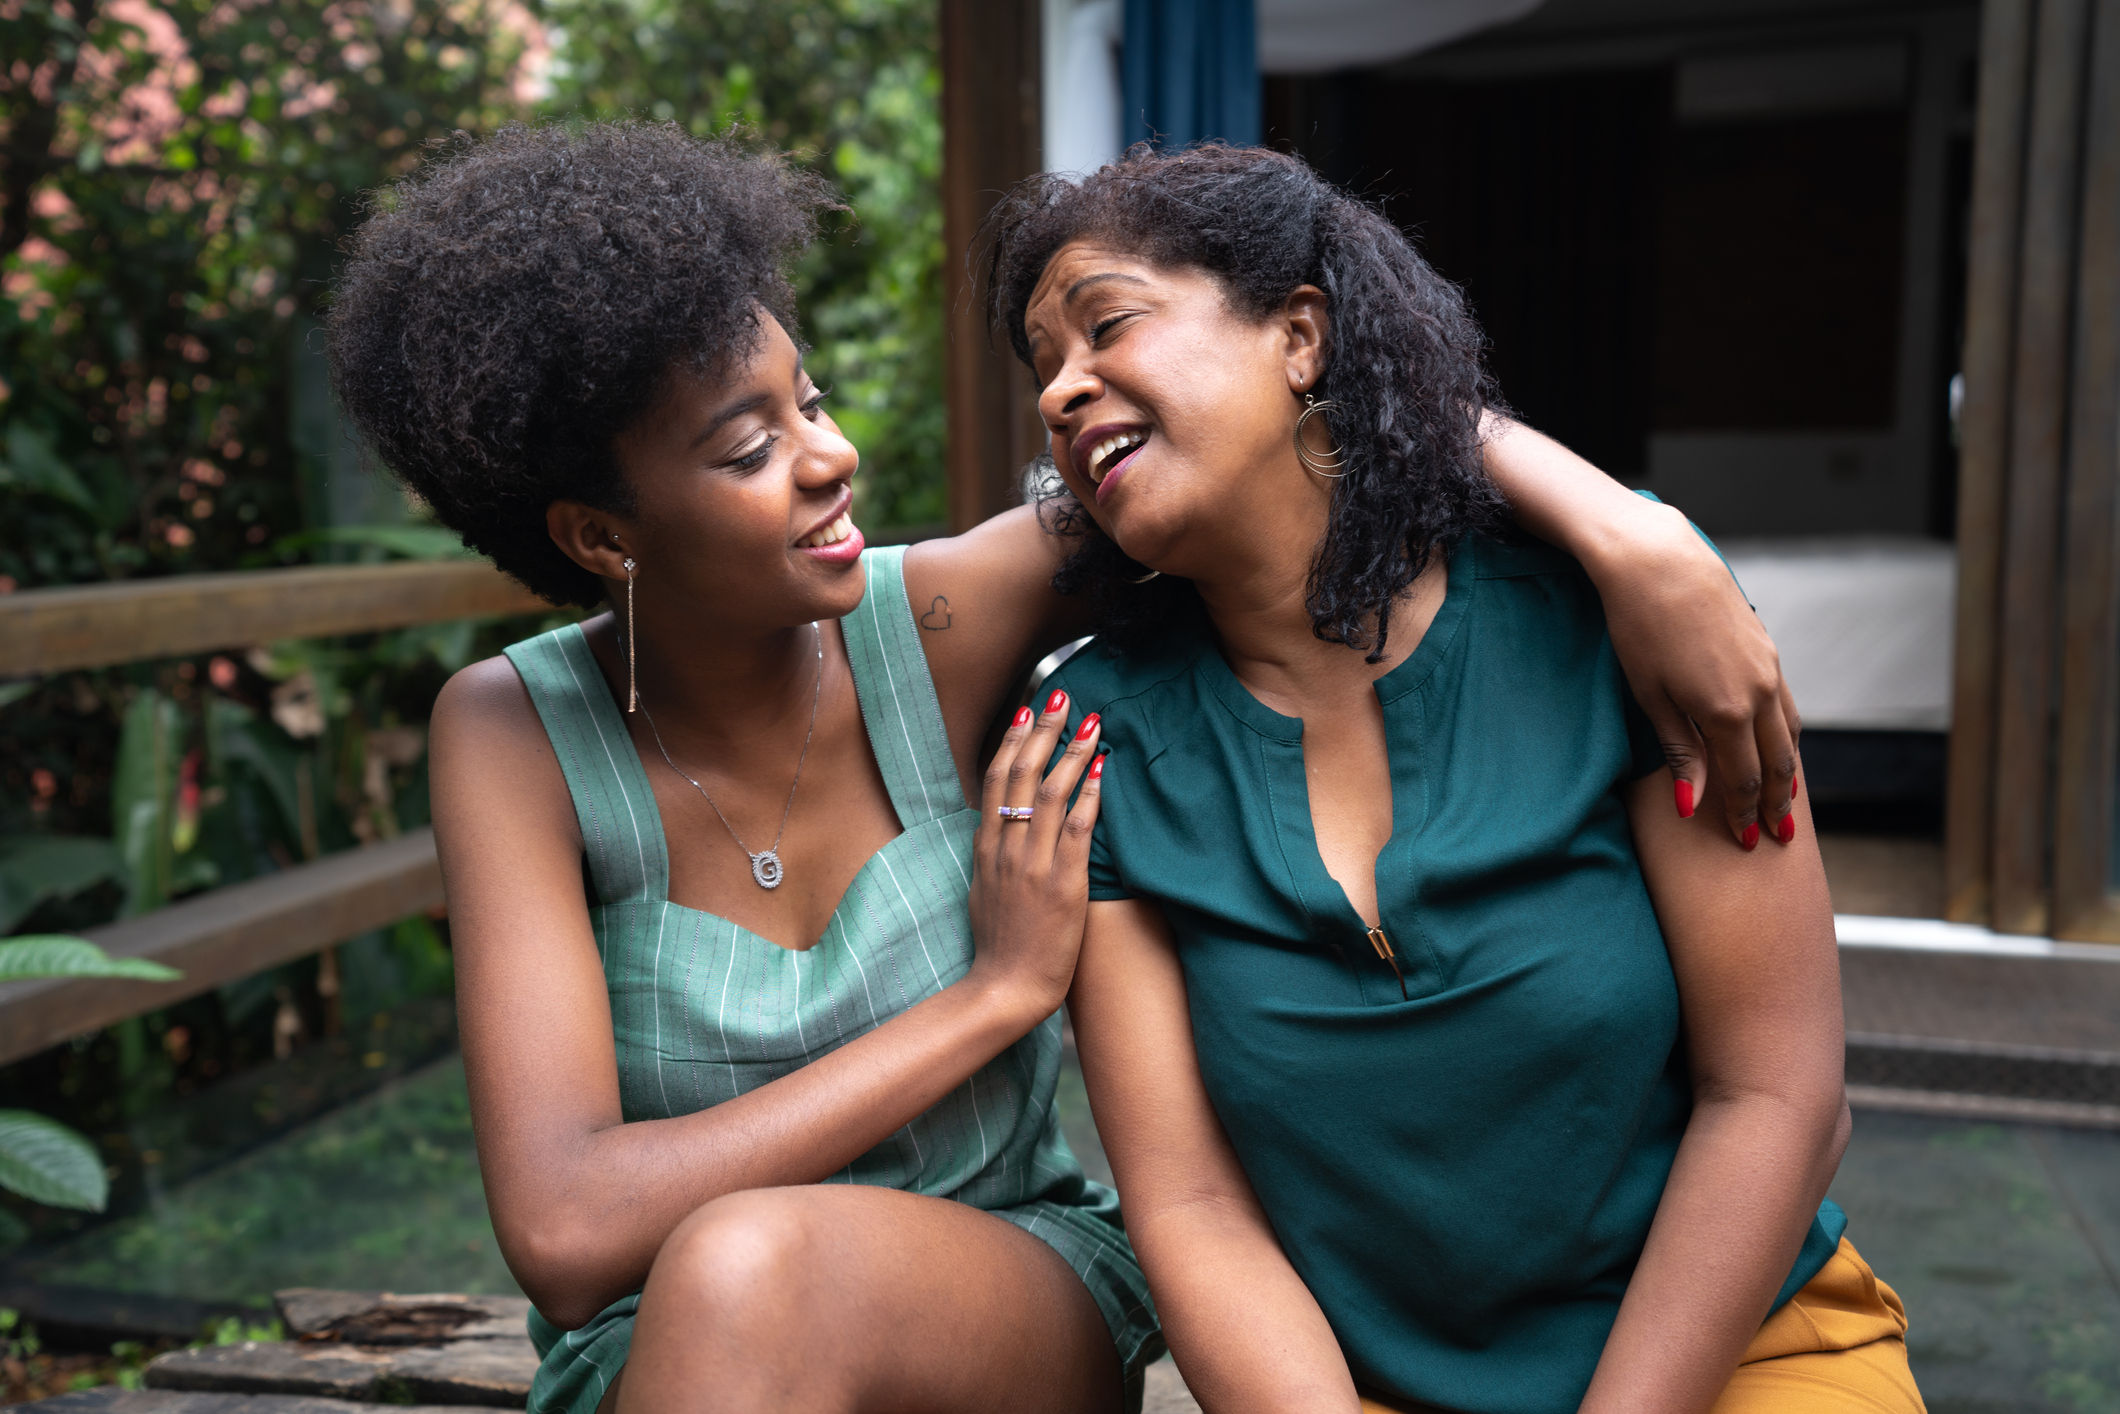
[{"xmin": 1360, "ymin": 1239, "xmax": 1926, "ymax": 1414}]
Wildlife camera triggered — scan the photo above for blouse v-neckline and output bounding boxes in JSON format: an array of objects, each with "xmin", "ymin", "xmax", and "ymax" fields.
[{"xmin": 1189, "ymin": 545, "xmax": 1477, "ymax": 937}]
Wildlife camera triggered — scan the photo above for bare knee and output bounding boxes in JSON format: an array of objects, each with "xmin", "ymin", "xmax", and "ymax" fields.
[{"xmin": 646, "ymin": 1188, "xmax": 830, "ymax": 1327}]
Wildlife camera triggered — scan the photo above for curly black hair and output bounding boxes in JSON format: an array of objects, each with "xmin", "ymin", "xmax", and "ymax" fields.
[
  {"xmin": 328, "ymin": 122, "xmax": 840, "ymax": 608},
  {"xmin": 984, "ymin": 143, "xmax": 1509, "ymax": 661}
]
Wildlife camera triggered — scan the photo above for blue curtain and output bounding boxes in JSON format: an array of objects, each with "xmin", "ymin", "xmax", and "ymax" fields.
[{"xmin": 1121, "ymin": 0, "xmax": 1260, "ymax": 149}]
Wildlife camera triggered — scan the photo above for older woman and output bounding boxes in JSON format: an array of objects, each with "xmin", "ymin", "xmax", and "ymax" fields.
[
  {"xmin": 328, "ymin": 122, "xmax": 1810, "ymax": 1414},
  {"xmin": 993, "ymin": 145, "xmax": 1923, "ymax": 1414}
]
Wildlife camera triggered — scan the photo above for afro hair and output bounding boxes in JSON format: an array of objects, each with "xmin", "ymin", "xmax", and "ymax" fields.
[{"xmin": 329, "ymin": 121, "xmax": 840, "ymax": 608}]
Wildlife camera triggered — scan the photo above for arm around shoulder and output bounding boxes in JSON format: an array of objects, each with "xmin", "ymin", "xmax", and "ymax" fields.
[{"xmin": 1479, "ymin": 415, "xmax": 1800, "ymax": 847}]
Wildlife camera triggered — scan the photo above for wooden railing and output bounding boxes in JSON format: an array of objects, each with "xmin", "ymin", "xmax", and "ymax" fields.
[
  {"xmin": 0, "ymin": 559, "xmax": 539, "ymax": 1067},
  {"xmin": 0, "ymin": 829, "xmax": 442, "ymax": 1066},
  {"xmin": 0, "ymin": 526, "xmax": 947, "ymax": 1067},
  {"xmin": 1, "ymin": 559, "xmax": 542, "ymax": 677}
]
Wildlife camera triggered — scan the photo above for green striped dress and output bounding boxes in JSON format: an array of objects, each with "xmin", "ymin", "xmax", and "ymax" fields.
[{"xmin": 501, "ymin": 546, "xmax": 1160, "ymax": 1414}]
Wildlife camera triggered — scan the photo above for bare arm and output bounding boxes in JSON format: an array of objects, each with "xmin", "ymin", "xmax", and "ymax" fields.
[
  {"xmin": 1479, "ymin": 416, "xmax": 1800, "ymax": 850},
  {"xmin": 1070, "ymin": 899, "xmax": 1362, "ymax": 1413},
  {"xmin": 434, "ymin": 658, "xmax": 1101, "ymax": 1328},
  {"xmin": 1581, "ymin": 760, "xmax": 1847, "ymax": 1413}
]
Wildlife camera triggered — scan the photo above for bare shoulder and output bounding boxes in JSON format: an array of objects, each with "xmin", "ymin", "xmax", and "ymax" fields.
[
  {"xmin": 429, "ymin": 652, "xmax": 580, "ymax": 855},
  {"xmin": 431, "ymin": 654, "xmax": 547, "ymax": 772}
]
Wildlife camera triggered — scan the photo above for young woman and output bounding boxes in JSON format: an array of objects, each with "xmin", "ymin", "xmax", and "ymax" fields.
[
  {"xmin": 328, "ymin": 123, "xmax": 1813, "ymax": 1414},
  {"xmin": 992, "ymin": 146, "xmax": 1924, "ymax": 1414}
]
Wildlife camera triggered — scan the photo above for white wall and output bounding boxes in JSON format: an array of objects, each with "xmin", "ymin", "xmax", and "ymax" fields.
[{"xmin": 1042, "ymin": 0, "xmax": 1123, "ymax": 176}]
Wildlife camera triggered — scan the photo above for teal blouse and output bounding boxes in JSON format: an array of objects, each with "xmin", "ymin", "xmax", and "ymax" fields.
[{"xmin": 1049, "ymin": 533, "xmax": 1842, "ymax": 1414}]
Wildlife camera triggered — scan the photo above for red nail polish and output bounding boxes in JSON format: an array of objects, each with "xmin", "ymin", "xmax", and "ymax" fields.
[
  {"xmin": 1012, "ymin": 706, "xmax": 1032, "ymax": 728},
  {"xmin": 1089, "ymin": 753, "xmax": 1105, "ymax": 780},
  {"xmin": 1045, "ymin": 689, "xmax": 1067, "ymax": 715},
  {"xmin": 1075, "ymin": 713, "xmax": 1100, "ymax": 741},
  {"xmin": 1776, "ymin": 813, "xmax": 1795, "ymax": 844},
  {"xmin": 1791, "ymin": 776, "xmax": 1800, "ymax": 801},
  {"xmin": 1675, "ymin": 779, "xmax": 1695, "ymax": 819},
  {"xmin": 1742, "ymin": 822, "xmax": 1760, "ymax": 851}
]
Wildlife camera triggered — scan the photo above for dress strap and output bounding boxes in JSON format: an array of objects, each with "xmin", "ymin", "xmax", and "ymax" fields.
[
  {"xmin": 841, "ymin": 546, "xmax": 968, "ymax": 830},
  {"xmin": 503, "ymin": 624, "xmax": 669, "ymax": 906}
]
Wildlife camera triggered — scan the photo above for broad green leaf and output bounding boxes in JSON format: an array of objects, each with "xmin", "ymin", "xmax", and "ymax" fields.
[
  {"xmin": 0, "ymin": 427, "xmax": 98, "ymax": 517},
  {"xmin": 0, "ymin": 936, "xmax": 181, "ymax": 983},
  {"xmin": 0, "ymin": 1110, "xmax": 108, "ymax": 1211},
  {"xmin": 114, "ymin": 691, "xmax": 182, "ymax": 917},
  {"xmin": 0, "ymin": 835, "xmax": 123, "ymax": 933},
  {"xmin": 207, "ymin": 696, "xmax": 303, "ymax": 848}
]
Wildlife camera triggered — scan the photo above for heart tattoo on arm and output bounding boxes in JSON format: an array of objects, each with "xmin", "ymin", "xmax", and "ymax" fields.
[{"xmin": 920, "ymin": 596, "xmax": 952, "ymax": 631}]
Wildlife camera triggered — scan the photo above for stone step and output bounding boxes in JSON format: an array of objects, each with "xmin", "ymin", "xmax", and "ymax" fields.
[
  {"xmin": 23, "ymin": 1391, "xmax": 474, "ymax": 1414},
  {"xmin": 20, "ymin": 1370, "xmax": 1205, "ymax": 1414},
  {"xmin": 22, "ymin": 1290, "xmax": 1208, "ymax": 1414},
  {"xmin": 143, "ymin": 1339, "xmax": 536, "ymax": 1408},
  {"xmin": 131, "ymin": 1290, "xmax": 538, "ymax": 1410},
  {"xmin": 274, "ymin": 1291, "xmax": 533, "ymax": 1345}
]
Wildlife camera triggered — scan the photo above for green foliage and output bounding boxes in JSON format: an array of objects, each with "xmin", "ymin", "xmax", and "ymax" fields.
[
  {"xmin": 271, "ymin": 526, "xmax": 473, "ymax": 561},
  {"xmin": 20, "ymin": 1056, "xmax": 519, "ymax": 1300},
  {"xmin": 539, "ymin": 0, "xmax": 946, "ymax": 528},
  {"xmin": 0, "ymin": 1110, "xmax": 106, "ymax": 1212},
  {"xmin": 203, "ymin": 1315, "xmax": 284, "ymax": 1346},
  {"xmin": 0, "ymin": 0, "xmax": 940, "ymax": 1176},
  {"xmin": 0, "ymin": 1306, "xmax": 42, "ymax": 1358},
  {"xmin": 0, "ymin": 837, "xmax": 123, "ymax": 932},
  {"xmin": 0, "ymin": 936, "xmax": 180, "ymax": 1211},
  {"xmin": 0, "ymin": 0, "xmax": 538, "ymax": 592},
  {"xmin": 0, "ymin": 935, "xmax": 180, "ymax": 982},
  {"xmin": 114, "ymin": 689, "xmax": 186, "ymax": 914}
]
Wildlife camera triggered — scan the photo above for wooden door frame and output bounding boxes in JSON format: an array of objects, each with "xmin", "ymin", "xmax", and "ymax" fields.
[
  {"xmin": 940, "ymin": 0, "xmax": 1046, "ymax": 534},
  {"xmin": 1948, "ymin": 0, "xmax": 2120, "ymax": 942}
]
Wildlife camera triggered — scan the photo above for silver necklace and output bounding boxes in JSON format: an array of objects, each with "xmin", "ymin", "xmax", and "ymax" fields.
[{"xmin": 635, "ymin": 624, "xmax": 823, "ymax": 890}]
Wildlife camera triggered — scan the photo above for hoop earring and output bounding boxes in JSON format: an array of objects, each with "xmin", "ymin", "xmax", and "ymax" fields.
[
  {"xmin": 622, "ymin": 557, "xmax": 638, "ymax": 713},
  {"xmin": 1295, "ymin": 394, "xmax": 1347, "ymax": 478},
  {"xmin": 1128, "ymin": 568, "xmax": 1161, "ymax": 584}
]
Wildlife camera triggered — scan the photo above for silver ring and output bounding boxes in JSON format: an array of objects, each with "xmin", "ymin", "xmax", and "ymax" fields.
[{"xmin": 996, "ymin": 806, "xmax": 1034, "ymax": 821}]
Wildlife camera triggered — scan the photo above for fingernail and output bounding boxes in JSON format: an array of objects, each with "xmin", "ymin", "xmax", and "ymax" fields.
[
  {"xmin": 1045, "ymin": 689, "xmax": 1067, "ymax": 715},
  {"xmin": 1776, "ymin": 812, "xmax": 1795, "ymax": 844},
  {"xmin": 1075, "ymin": 713, "xmax": 1100, "ymax": 741},
  {"xmin": 1012, "ymin": 706, "xmax": 1032, "ymax": 729},
  {"xmin": 1089, "ymin": 753, "xmax": 1105, "ymax": 780},
  {"xmin": 1675, "ymin": 779, "xmax": 1695, "ymax": 818},
  {"xmin": 1741, "ymin": 822, "xmax": 1760, "ymax": 851},
  {"xmin": 1791, "ymin": 776, "xmax": 1800, "ymax": 801}
]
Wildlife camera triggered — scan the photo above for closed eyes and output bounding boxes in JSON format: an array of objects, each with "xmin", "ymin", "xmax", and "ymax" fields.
[{"xmin": 727, "ymin": 388, "xmax": 830, "ymax": 471}]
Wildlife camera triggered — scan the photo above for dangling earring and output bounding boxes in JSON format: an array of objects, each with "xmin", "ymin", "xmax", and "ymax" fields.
[
  {"xmin": 1295, "ymin": 393, "xmax": 1347, "ymax": 478},
  {"xmin": 622, "ymin": 557, "xmax": 638, "ymax": 713}
]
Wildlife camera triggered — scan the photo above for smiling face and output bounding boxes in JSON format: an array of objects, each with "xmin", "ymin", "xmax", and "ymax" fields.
[
  {"xmin": 548, "ymin": 313, "xmax": 866, "ymax": 636},
  {"xmin": 1024, "ymin": 241, "xmax": 1330, "ymax": 580}
]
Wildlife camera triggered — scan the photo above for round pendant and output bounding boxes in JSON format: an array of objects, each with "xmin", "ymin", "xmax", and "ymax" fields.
[{"xmin": 750, "ymin": 850, "xmax": 784, "ymax": 889}]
